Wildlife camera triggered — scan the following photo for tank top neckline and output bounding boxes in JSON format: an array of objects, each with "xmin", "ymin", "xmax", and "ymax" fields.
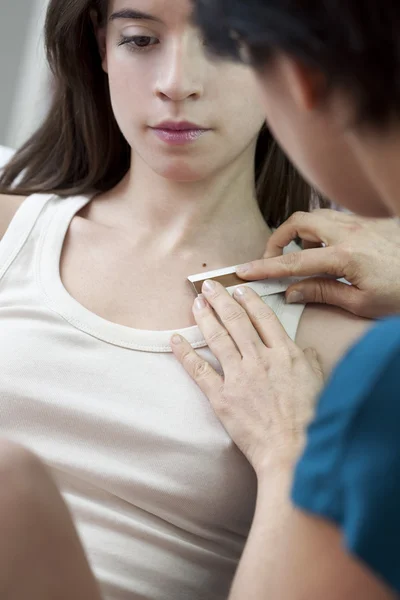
[{"xmin": 37, "ymin": 193, "xmax": 207, "ymax": 353}]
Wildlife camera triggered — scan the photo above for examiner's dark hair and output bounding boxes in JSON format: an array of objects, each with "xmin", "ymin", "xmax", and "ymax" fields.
[
  {"xmin": 0, "ymin": 0, "xmax": 326, "ymax": 228},
  {"xmin": 195, "ymin": 0, "xmax": 400, "ymax": 127}
]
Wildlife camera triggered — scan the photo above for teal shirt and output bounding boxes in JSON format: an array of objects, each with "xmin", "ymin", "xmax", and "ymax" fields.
[{"xmin": 292, "ymin": 316, "xmax": 400, "ymax": 592}]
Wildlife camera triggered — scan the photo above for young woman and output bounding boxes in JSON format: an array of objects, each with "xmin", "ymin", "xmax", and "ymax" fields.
[{"xmin": 0, "ymin": 0, "xmax": 374, "ymax": 598}]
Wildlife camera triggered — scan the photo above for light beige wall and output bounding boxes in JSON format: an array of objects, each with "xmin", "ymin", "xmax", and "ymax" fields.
[{"xmin": 0, "ymin": 0, "xmax": 50, "ymax": 149}]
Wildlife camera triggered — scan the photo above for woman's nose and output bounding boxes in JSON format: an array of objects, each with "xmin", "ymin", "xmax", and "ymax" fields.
[{"xmin": 154, "ymin": 35, "xmax": 204, "ymax": 102}]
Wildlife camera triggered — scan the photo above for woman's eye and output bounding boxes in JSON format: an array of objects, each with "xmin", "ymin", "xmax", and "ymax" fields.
[{"xmin": 119, "ymin": 35, "xmax": 160, "ymax": 52}]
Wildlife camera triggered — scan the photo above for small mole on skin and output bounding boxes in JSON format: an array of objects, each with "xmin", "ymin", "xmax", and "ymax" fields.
[{"xmin": 202, "ymin": 263, "xmax": 207, "ymax": 268}]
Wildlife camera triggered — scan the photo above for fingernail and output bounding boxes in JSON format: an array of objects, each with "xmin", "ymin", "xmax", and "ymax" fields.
[
  {"xmin": 171, "ymin": 334, "xmax": 183, "ymax": 345},
  {"xmin": 287, "ymin": 291, "xmax": 304, "ymax": 304},
  {"xmin": 234, "ymin": 286, "xmax": 247, "ymax": 298},
  {"xmin": 202, "ymin": 280, "xmax": 216, "ymax": 294},
  {"xmin": 236, "ymin": 263, "xmax": 251, "ymax": 275},
  {"xmin": 194, "ymin": 295, "xmax": 207, "ymax": 311}
]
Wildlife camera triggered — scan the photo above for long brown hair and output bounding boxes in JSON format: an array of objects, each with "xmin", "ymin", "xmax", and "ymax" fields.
[{"xmin": 0, "ymin": 0, "xmax": 326, "ymax": 228}]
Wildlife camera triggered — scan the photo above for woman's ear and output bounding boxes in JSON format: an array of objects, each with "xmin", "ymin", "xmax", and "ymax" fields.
[{"xmin": 90, "ymin": 9, "xmax": 108, "ymax": 73}]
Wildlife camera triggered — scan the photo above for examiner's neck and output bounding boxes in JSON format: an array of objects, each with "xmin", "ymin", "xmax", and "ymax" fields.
[{"xmin": 349, "ymin": 127, "xmax": 400, "ymax": 218}]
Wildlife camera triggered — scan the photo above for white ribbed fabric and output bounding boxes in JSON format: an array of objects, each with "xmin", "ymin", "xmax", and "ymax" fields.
[{"xmin": 0, "ymin": 193, "xmax": 305, "ymax": 600}]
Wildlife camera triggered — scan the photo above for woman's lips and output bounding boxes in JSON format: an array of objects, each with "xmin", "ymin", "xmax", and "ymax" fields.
[{"xmin": 151, "ymin": 128, "xmax": 209, "ymax": 146}]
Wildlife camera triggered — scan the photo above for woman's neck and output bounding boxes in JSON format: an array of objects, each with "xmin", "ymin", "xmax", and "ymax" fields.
[{"xmin": 91, "ymin": 153, "xmax": 271, "ymax": 270}]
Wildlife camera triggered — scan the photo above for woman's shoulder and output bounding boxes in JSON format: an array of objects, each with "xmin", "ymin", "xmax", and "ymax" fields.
[
  {"xmin": 304, "ymin": 315, "xmax": 400, "ymax": 447},
  {"xmin": 286, "ymin": 239, "xmax": 373, "ymax": 378},
  {"xmin": 0, "ymin": 194, "xmax": 27, "ymax": 240},
  {"xmin": 341, "ymin": 315, "xmax": 400, "ymax": 390},
  {"xmin": 296, "ymin": 304, "xmax": 372, "ymax": 379},
  {"xmin": 293, "ymin": 316, "xmax": 400, "ymax": 491},
  {"xmin": 330, "ymin": 314, "xmax": 400, "ymax": 386}
]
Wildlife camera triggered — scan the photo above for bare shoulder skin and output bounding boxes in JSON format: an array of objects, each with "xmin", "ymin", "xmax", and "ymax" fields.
[
  {"xmin": 0, "ymin": 194, "xmax": 27, "ymax": 240},
  {"xmin": 296, "ymin": 303, "xmax": 372, "ymax": 379}
]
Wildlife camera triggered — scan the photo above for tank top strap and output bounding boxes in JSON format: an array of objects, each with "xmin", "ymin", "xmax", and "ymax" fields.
[
  {"xmin": 262, "ymin": 292, "xmax": 305, "ymax": 341},
  {"xmin": 0, "ymin": 193, "xmax": 56, "ymax": 280},
  {"xmin": 263, "ymin": 239, "xmax": 306, "ymax": 341}
]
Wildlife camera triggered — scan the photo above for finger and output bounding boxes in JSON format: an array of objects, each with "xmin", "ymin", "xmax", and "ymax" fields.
[
  {"xmin": 201, "ymin": 281, "xmax": 265, "ymax": 357},
  {"xmin": 314, "ymin": 210, "xmax": 392, "ymax": 234},
  {"xmin": 236, "ymin": 246, "xmax": 343, "ymax": 281},
  {"xmin": 264, "ymin": 211, "xmax": 346, "ymax": 257},
  {"xmin": 192, "ymin": 295, "xmax": 241, "ymax": 366},
  {"xmin": 264, "ymin": 239, "xmax": 324, "ymax": 257},
  {"xmin": 286, "ymin": 278, "xmax": 363, "ymax": 316},
  {"xmin": 303, "ymin": 348, "xmax": 324, "ymax": 383},
  {"xmin": 171, "ymin": 334, "xmax": 222, "ymax": 396},
  {"xmin": 265, "ymin": 238, "xmax": 322, "ymax": 253},
  {"xmin": 312, "ymin": 208, "xmax": 361, "ymax": 223},
  {"xmin": 233, "ymin": 286, "xmax": 292, "ymax": 348}
]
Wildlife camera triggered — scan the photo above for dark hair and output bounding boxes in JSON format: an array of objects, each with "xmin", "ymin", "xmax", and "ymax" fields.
[
  {"xmin": 195, "ymin": 0, "xmax": 400, "ymax": 127},
  {"xmin": 0, "ymin": 0, "xmax": 326, "ymax": 228}
]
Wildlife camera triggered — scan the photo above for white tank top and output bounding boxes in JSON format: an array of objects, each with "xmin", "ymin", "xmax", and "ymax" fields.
[{"xmin": 0, "ymin": 193, "xmax": 305, "ymax": 600}]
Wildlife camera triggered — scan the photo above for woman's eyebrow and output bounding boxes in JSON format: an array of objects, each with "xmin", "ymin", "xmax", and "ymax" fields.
[{"xmin": 109, "ymin": 9, "xmax": 163, "ymax": 24}]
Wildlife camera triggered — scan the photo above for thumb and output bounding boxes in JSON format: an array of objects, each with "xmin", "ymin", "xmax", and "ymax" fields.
[{"xmin": 286, "ymin": 278, "xmax": 362, "ymax": 316}]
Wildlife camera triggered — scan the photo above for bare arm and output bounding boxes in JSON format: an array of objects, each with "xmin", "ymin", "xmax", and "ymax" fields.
[
  {"xmin": 229, "ymin": 470, "xmax": 396, "ymax": 600},
  {"xmin": 228, "ymin": 305, "xmax": 394, "ymax": 600},
  {"xmin": 0, "ymin": 194, "xmax": 26, "ymax": 240}
]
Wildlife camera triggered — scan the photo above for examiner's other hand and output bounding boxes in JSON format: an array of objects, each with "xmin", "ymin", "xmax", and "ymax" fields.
[
  {"xmin": 236, "ymin": 210, "xmax": 400, "ymax": 319},
  {"xmin": 171, "ymin": 282, "xmax": 324, "ymax": 476}
]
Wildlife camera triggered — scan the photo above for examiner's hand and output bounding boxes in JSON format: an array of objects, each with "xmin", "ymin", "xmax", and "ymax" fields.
[
  {"xmin": 236, "ymin": 210, "xmax": 400, "ymax": 319},
  {"xmin": 171, "ymin": 282, "xmax": 324, "ymax": 477}
]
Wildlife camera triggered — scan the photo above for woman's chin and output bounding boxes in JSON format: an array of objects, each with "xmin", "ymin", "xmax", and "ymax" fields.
[{"xmin": 153, "ymin": 162, "xmax": 207, "ymax": 183}]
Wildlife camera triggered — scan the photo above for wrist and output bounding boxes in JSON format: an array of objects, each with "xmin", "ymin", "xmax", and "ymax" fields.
[
  {"xmin": 254, "ymin": 444, "xmax": 303, "ymax": 484},
  {"xmin": 255, "ymin": 460, "xmax": 294, "ymax": 513}
]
